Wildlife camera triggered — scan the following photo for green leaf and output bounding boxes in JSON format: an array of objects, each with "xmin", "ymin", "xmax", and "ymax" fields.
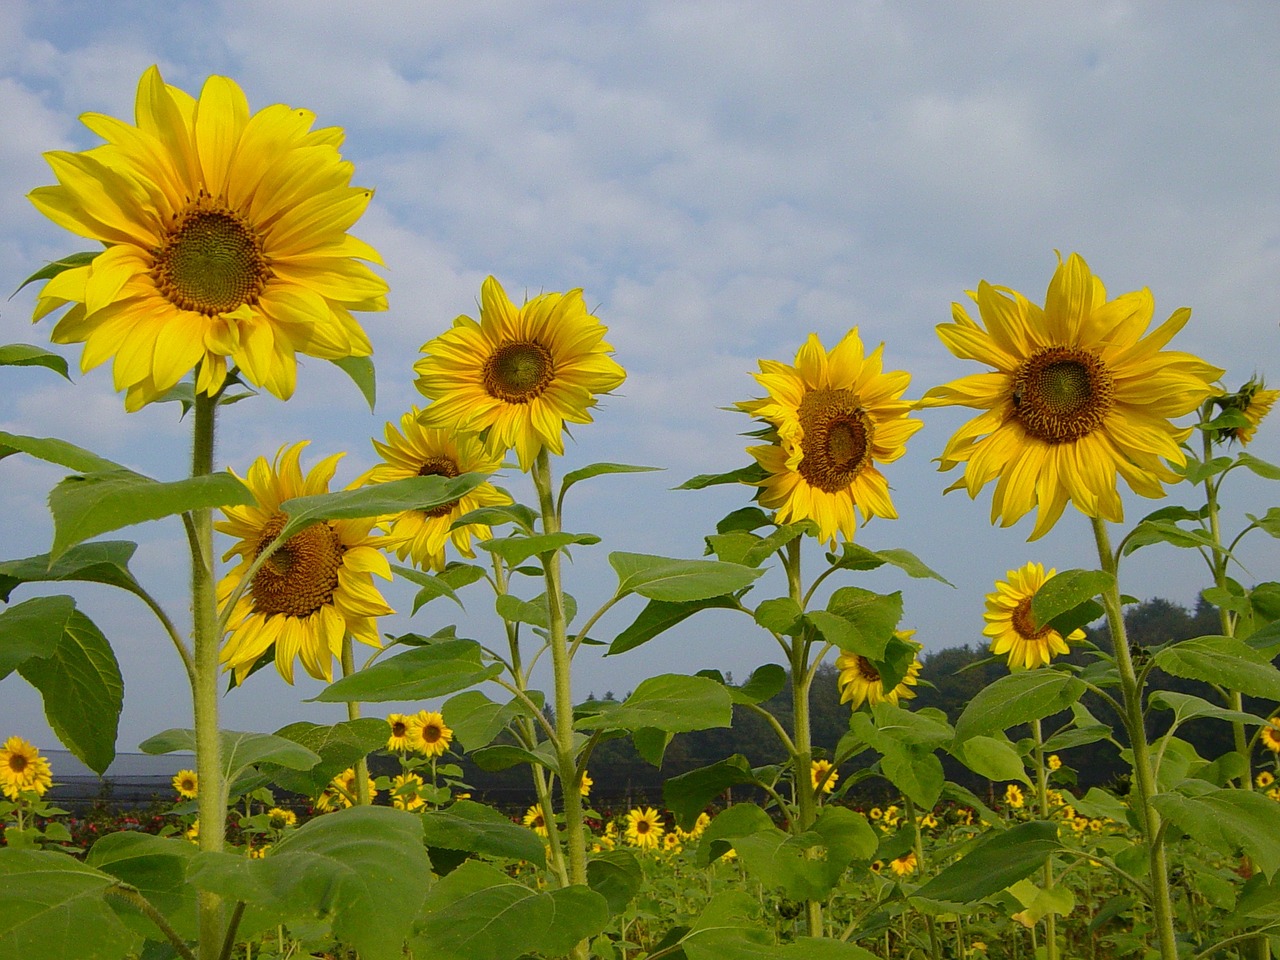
[
  {"xmin": 1247, "ymin": 508, "xmax": 1280, "ymax": 540},
  {"xmin": 878, "ymin": 741, "xmax": 945, "ymax": 809},
  {"xmin": 1239, "ymin": 452, "xmax": 1280, "ymax": 480},
  {"xmin": 329, "ymin": 355, "xmax": 376, "ymax": 410},
  {"xmin": 258, "ymin": 718, "xmax": 388, "ymax": 796},
  {"xmin": 0, "ymin": 541, "xmax": 146, "ymax": 604},
  {"xmin": 1028, "ymin": 569, "xmax": 1113, "ymax": 629},
  {"xmin": 0, "ymin": 849, "xmax": 136, "ymax": 960},
  {"xmin": 1122, "ymin": 519, "xmax": 1227, "ymax": 557},
  {"xmin": 609, "ymin": 552, "xmax": 763, "ymax": 602},
  {"xmin": 494, "ymin": 591, "xmax": 577, "ymax": 629},
  {"xmin": 442, "ymin": 690, "xmax": 533, "ymax": 752},
  {"xmin": 728, "ymin": 663, "xmax": 788, "ymax": 705},
  {"xmin": 912, "ymin": 821, "xmax": 1061, "ymax": 905},
  {"xmin": 575, "ymin": 674, "xmax": 732, "ymax": 734},
  {"xmin": 819, "ymin": 587, "xmax": 903, "ymax": 659},
  {"xmin": 451, "ymin": 503, "xmax": 537, "ymax": 534},
  {"xmin": 608, "ymin": 594, "xmax": 740, "ymax": 655},
  {"xmin": 280, "ymin": 475, "xmax": 489, "ymax": 539},
  {"xmin": 954, "ymin": 671, "xmax": 1086, "ymax": 742},
  {"xmin": 0, "ymin": 431, "xmax": 127, "ymax": 473},
  {"xmin": 468, "ymin": 744, "xmax": 552, "ymax": 772},
  {"xmin": 952, "ymin": 735, "xmax": 1031, "ymax": 786},
  {"xmin": 14, "ymin": 251, "xmax": 99, "ymax": 294},
  {"xmin": 663, "ymin": 757, "xmax": 758, "ymax": 829},
  {"xmin": 676, "ymin": 463, "xmax": 767, "ymax": 490},
  {"xmin": 0, "ymin": 344, "xmax": 70, "ymax": 380},
  {"xmin": 1148, "ymin": 690, "xmax": 1267, "ymax": 727},
  {"xmin": 311, "ymin": 639, "xmax": 501, "ymax": 703},
  {"xmin": 189, "ymin": 806, "xmax": 431, "ymax": 960},
  {"xmin": 18, "ymin": 609, "xmax": 122, "ymax": 775},
  {"xmin": 479, "ymin": 531, "xmax": 602, "ymax": 566},
  {"xmin": 412, "ymin": 860, "xmax": 607, "ymax": 960},
  {"xmin": 48, "ymin": 470, "xmax": 254, "ymax": 562},
  {"xmin": 587, "ymin": 849, "xmax": 643, "ymax": 917},
  {"xmin": 826, "ymin": 542, "xmax": 953, "ymax": 584},
  {"xmin": 0, "ymin": 596, "xmax": 76, "ymax": 680},
  {"xmin": 1070, "ymin": 787, "xmax": 1130, "ymax": 822},
  {"xmin": 1153, "ymin": 635, "xmax": 1280, "ymax": 700},
  {"xmin": 140, "ymin": 729, "xmax": 320, "ymax": 786},
  {"xmin": 1153, "ymin": 789, "xmax": 1280, "ymax": 877},
  {"xmin": 85, "ymin": 832, "xmax": 197, "ymax": 940},
  {"xmin": 754, "ymin": 597, "xmax": 803, "ymax": 635},
  {"xmin": 560, "ymin": 462, "xmax": 661, "ymax": 500},
  {"xmin": 392, "ymin": 563, "xmax": 466, "ymax": 611},
  {"xmin": 421, "ymin": 800, "xmax": 546, "ymax": 863}
]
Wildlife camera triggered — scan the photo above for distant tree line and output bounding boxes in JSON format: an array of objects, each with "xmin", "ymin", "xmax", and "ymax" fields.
[{"xmin": 451, "ymin": 596, "xmax": 1265, "ymax": 812}]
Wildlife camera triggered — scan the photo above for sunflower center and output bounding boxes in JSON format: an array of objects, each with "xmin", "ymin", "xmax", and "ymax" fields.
[
  {"xmin": 418, "ymin": 455, "xmax": 461, "ymax": 518},
  {"xmin": 251, "ymin": 515, "xmax": 344, "ymax": 618},
  {"xmin": 483, "ymin": 340, "xmax": 555, "ymax": 404},
  {"xmin": 422, "ymin": 723, "xmax": 443, "ymax": 744},
  {"xmin": 1012, "ymin": 346, "xmax": 1114, "ymax": 444},
  {"xmin": 797, "ymin": 388, "xmax": 873, "ymax": 493},
  {"xmin": 391, "ymin": 721, "xmax": 407, "ymax": 737},
  {"xmin": 636, "ymin": 820, "xmax": 651, "ymax": 834},
  {"xmin": 1011, "ymin": 597, "xmax": 1052, "ymax": 640},
  {"xmin": 8, "ymin": 754, "xmax": 27, "ymax": 775},
  {"xmin": 152, "ymin": 195, "xmax": 270, "ymax": 316},
  {"xmin": 855, "ymin": 656, "xmax": 881, "ymax": 683}
]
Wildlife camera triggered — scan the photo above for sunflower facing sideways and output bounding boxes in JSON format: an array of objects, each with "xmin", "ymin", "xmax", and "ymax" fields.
[
  {"xmin": 984, "ymin": 562, "xmax": 1085, "ymax": 670},
  {"xmin": 737, "ymin": 329, "xmax": 922, "ymax": 545},
  {"xmin": 358, "ymin": 407, "xmax": 511, "ymax": 571},
  {"xmin": 835, "ymin": 631, "xmax": 924, "ymax": 711},
  {"xmin": 919, "ymin": 253, "xmax": 1223, "ymax": 540},
  {"xmin": 27, "ymin": 66, "xmax": 386, "ymax": 411},
  {"xmin": 216, "ymin": 442, "xmax": 393, "ymax": 684},
  {"xmin": 413, "ymin": 276, "xmax": 626, "ymax": 471}
]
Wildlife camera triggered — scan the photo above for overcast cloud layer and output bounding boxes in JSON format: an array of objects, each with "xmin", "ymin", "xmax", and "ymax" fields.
[{"xmin": 1, "ymin": 1, "xmax": 1278, "ymax": 755}]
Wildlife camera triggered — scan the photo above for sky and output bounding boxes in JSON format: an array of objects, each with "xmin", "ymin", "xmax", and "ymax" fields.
[{"xmin": 1, "ymin": 1, "xmax": 1278, "ymax": 761}]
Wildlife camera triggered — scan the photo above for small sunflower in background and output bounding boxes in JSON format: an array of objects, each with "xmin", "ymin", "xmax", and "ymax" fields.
[
  {"xmin": 811, "ymin": 758, "xmax": 839, "ymax": 795},
  {"xmin": 523, "ymin": 804, "xmax": 549, "ymax": 837},
  {"xmin": 579, "ymin": 771, "xmax": 593, "ymax": 798},
  {"xmin": 266, "ymin": 807, "xmax": 296, "ymax": 830},
  {"xmin": 1004, "ymin": 784, "xmax": 1026, "ymax": 809},
  {"xmin": 0, "ymin": 736, "xmax": 53, "ymax": 800},
  {"xmin": 1212, "ymin": 377, "xmax": 1278, "ymax": 446},
  {"xmin": 172, "ymin": 769, "xmax": 199, "ymax": 800},
  {"xmin": 359, "ymin": 408, "xmax": 512, "ymax": 571},
  {"xmin": 386, "ymin": 713, "xmax": 416, "ymax": 753},
  {"xmin": 737, "ymin": 328, "xmax": 921, "ymax": 546},
  {"xmin": 27, "ymin": 66, "xmax": 386, "ymax": 411},
  {"xmin": 391, "ymin": 773, "xmax": 426, "ymax": 812},
  {"xmin": 919, "ymin": 252, "xmax": 1222, "ymax": 540},
  {"xmin": 1261, "ymin": 719, "xmax": 1280, "ymax": 753},
  {"xmin": 413, "ymin": 711, "xmax": 453, "ymax": 758},
  {"xmin": 835, "ymin": 630, "xmax": 923, "ymax": 710},
  {"xmin": 625, "ymin": 806, "xmax": 665, "ymax": 850},
  {"xmin": 414, "ymin": 276, "xmax": 626, "ymax": 471},
  {"xmin": 984, "ymin": 563, "xmax": 1085, "ymax": 670},
  {"xmin": 889, "ymin": 851, "xmax": 918, "ymax": 877},
  {"xmin": 216, "ymin": 442, "xmax": 394, "ymax": 685}
]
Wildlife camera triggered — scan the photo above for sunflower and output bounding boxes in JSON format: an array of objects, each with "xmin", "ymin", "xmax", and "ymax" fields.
[
  {"xmin": 1047, "ymin": 754, "xmax": 1063, "ymax": 771},
  {"xmin": 919, "ymin": 253, "xmax": 1223, "ymax": 539},
  {"xmin": 1004, "ymin": 783, "xmax": 1025, "ymax": 809},
  {"xmin": 1258, "ymin": 772, "xmax": 1275, "ymax": 789},
  {"xmin": 662, "ymin": 832, "xmax": 683, "ymax": 855},
  {"xmin": 984, "ymin": 562, "xmax": 1086, "ymax": 670},
  {"xmin": 385, "ymin": 713, "xmax": 415, "ymax": 753},
  {"xmin": 267, "ymin": 807, "xmax": 296, "ymax": 830},
  {"xmin": 579, "ymin": 771, "xmax": 593, "ymax": 798},
  {"xmin": 625, "ymin": 806, "xmax": 665, "ymax": 850},
  {"xmin": 835, "ymin": 631, "xmax": 923, "ymax": 710},
  {"xmin": 28, "ymin": 66, "xmax": 386, "ymax": 411},
  {"xmin": 737, "ymin": 329, "xmax": 922, "ymax": 545},
  {"xmin": 358, "ymin": 407, "xmax": 511, "ymax": 571},
  {"xmin": 413, "ymin": 276, "xmax": 626, "ymax": 471},
  {"xmin": 1213, "ymin": 378, "xmax": 1278, "ymax": 446},
  {"xmin": 172, "ymin": 769, "xmax": 199, "ymax": 799},
  {"xmin": 0, "ymin": 737, "xmax": 53, "ymax": 800},
  {"xmin": 412, "ymin": 710, "xmax": 453, "ymax": 758},
  {"xmin": 1262, "ymin": 719, "xmax": 1280, "ymax": 753},
  {"xmin": 329, "ymin": 767, "xmax": 377, "ymax": 807},
  {"xmin": 216, "ymin": 442, "xmax": 394, "ymax": 685},
  {"xmin": 889, "ymin": 851, "xmax": 918, "ymax": 877},
  {"xmin": 391, "ymin": 773, "xmax": 426, "ymax": 812},
  {"xmin": 523, "ymin": 803, "xmax": 549, "ymax": 837},
  {"xmin": 811, "ymin": 759, "xmax": 839, "ymax": 794}
]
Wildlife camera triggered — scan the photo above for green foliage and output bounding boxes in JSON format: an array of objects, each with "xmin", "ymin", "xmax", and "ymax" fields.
[
  {"xmin": 311, "ymin": 639, "xmax": 502, "ymax": 702},
  {"xmin": 0, "ymin": 849, "xmax": 136, "ymax": 960},
  {"xmin": 609, "ymin": 551, "xmax": 764, "ymax": 601},
  {"xmin": 259, "ymin": 718, "xmax": 389, "ymax": 796},
  {"xmin": 912, "ymin": 820, "xmax": 1062, "ymax": 906},
  {"xmin": 0, "ymin": 343, "xmax": 71, "ymax": 379}
]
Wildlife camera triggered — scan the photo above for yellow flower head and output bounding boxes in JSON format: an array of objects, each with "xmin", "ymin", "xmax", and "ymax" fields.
[
  {"xmin": 412, "ymin": 710, "xmax": 453, "ymax": 759},
  {"xmin": 414, "ymin": 276, "xmax": 626, "ymax": 471},
  {"xmin": 1214, "ymin": 378, "xmax": 1278, "ymax": 446},
  {"xmin": 625, "ymin": 806, "xmax": 665, "ymax": 850},
  {"xmin": 920, "ymin": 253, "xmax": 1223, "ymax": 539},
  {"xmin": 984, "ymin": 563, "xmax": 1085, "ymax": 670},
  {"xmin": 267, "ymin": 807, "xmax": 296, "ymax": 830},
  {"xmin": 662, "ymin": 831, "xmax": 683, "ymax": 855},
  {"xmin": 835, "ymin": 631, "xmax": 923, "ymax": 710},
  {"xmin": 1262, "ymin": 719, "xmax": 1280, "ymax": 753},
  {"xmin": 172, "ymin": 769, "xmax": 199, "ymax": 800},
  {"xmin": 391, "ymin": 773, "xmax": 426, "ymax": 812},
  {"xmin": 1257, "ymin": 771, "xmax": 1276, "ymax": 789},
  {"xmin": 1004, "ymin": 783, "xmax": 1025, "ymax": 809},
  {"xmin": 889, "ymin": 850, "xmax": 918, "ymax": 877},
  {"xmin": 523, "ymin": 803, "xmax": 549, "ymax": 837},
  {"xmin": 579, "ymin": 771, "xmax": 593, "ymax": 798},
  {"xmin": 358, "ymin": 408, "xmax": 512, "ymax": 571},
  {"xmin": 737, "ymin": 329, "xmax": 922, "ymax": 545},
  {"xmin": 0, "ymin": 736, "xmax": 53, "ymax": 800},
  {"xmin": 28, "ymin": 66, "xmax": 385, "ymax": 411},
  {"xmin": 216, "ymin": 442, "xmax": 394, "ymax": 685},
  {"xmin": 386, "ymin": 713, "xmax": 415, "ymax": 753},
  {"xmin": 811, "ymin": 759, "xmax": 839, "ymax": 794},
  {"xmin": 1047, "ymin": 754, "xmax": 1063, "ymax": 771},
  {"xmin": 328, "ymin": 767, "xmax": 377, "ymax": 807}
]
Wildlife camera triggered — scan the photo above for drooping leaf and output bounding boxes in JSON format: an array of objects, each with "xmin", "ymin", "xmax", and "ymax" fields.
[
  {"xmin": 329, "ymin": 355, "xmax": 376, "ymax": 411},
  {"xmin": 139, "ymin": 729, "xmax": 319, "ymax": 787},
  {"xmin": 1154, "ymin": 635, "xmax": 1280, "ymax": 700},
  {"xmin": 13, "ymin": 251, "xmax": 99, "ymax": 294},
  {"xmin": 575, "ymin": 674, "xmax": 733, "ymax": 734},
  {"xmin": 0, "ymin": 541, "xmax": 145, "ymax": 603},
  {"xmin": 816, "ymin": 587, "xmax": 903, "ymax": 659},
  {"xmin": 0, "ymin": 431, "xmax": 128, "ymax": 474},
  {"xmin": 258, "ymin": 718, "xmax": 388, "ymax": 796},
  {"xmin": 560, "ymin": 462, "xmax": 661, "ymax": 501},
  {"xmin": 676, "ymin": 463, "xmax": 767, "ymax": 490},
  {"xmin": 608, "ymin": 594, "xmax": 740, "ymax": 655},
  {"xmin": 18, "ymin": 609, "xmax": 123, "ymax": 775},
  {"xmin": 664, "ymin": 756, "xmax": 758, "ymax": 829},
  {"xmin": 0, "ymin": 344, "xmax": 71, "ymax": 380},
  {"xmin": 421, "ymin": 800, "xmax": 546, "ymax": 864},
  {"xmin": 0, "ymin": 849, "xmax": 136, "ymax": 960},
  {"xmin": 826, "ymin": 542, "xmax": 953, "ymax": 584},
  {"xmin": 478, "ymin": 531, "xmax": 602, "ymax": 566},
  {"xmin": 279, "ymin": 474, "xmax": 489, "ymax": 538},
  {"xmin": 726, "ymin": 663, "xmax": 788, "ymax": 705},
  {"xmin": 912, "ymin": 821, "xmax": 1061, "ymax": 905},
  {"xmin": 0, "ymin": 595, "xmax": 76, "ymax": 680},
  {"xmin": 310, "ymin": 639, "xmax": 501, "ymax": 703},
  {"xmin": 443, "ymin": 690, "xmax": 535, "ymax": 752},
  {"xmin": 587, "ymin": 849, "xmax": 643, "ymax": 917},
  {"xmin": 1148, "ymin": 690, "xmax": 1268, "ymax": 728},
  {"xmin": 952, "ymin": 735, "xmax": 1031, "ymax": 786},
  {"xmin": 609, "ymin": 552, "xmax": 763, "ymax": 602}
]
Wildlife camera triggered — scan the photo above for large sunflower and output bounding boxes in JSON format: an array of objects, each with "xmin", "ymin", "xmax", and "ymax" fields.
[
  {"xmin": 0, "ymin": 736, "xmax": 53, "ymax": 800},
  {"xmin": 984, "ymin": 562, "xmax": 1085, "ymax": 670},
  {"xmin": 835, "ymin": 631, "xmax": 923, "ymax": 710},
  {"xmin": 413, "ymin": 276, "xmax": 626, "ymax": 470},
  {"xmin": 28, "ymin": 66, "xmax": 386, "ymax": 411},
  {"xmin": 412, "ymin": 710, "xmax": 454, "ymax": 758},
  {"xmin": 738, "ymin": 329, "xmax": 921, "ymax": 545},
  {"xmin": 216, "ymin": 442, "xmax": 393, "ymax": 684},
  {"xmin": 358, "ymin": 407, "xmax": 511, "ymax": 571},
  {"xmin": 919, "ymin": 253, "xmax": 1223, "ymax": 539}
]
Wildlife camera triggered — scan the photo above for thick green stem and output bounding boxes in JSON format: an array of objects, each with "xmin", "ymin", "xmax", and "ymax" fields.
[
  {"xmin": 531, "ymin": 450, "xmax": 589, "ymax": 959},
  {"xmin": 190, "ymin": 391, "xmax": 226, "ymax": 960},
  {"xmin": 339, "ymin": 636, "xmax": 371, "ymax": 806},
  {"xmin": 1091, "ymin": 517, "xmax": 1179, "ymax": 960},
  {"xmin": 1032, "ymin": 718, "xmax": 1059, "ymax": 960}
]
